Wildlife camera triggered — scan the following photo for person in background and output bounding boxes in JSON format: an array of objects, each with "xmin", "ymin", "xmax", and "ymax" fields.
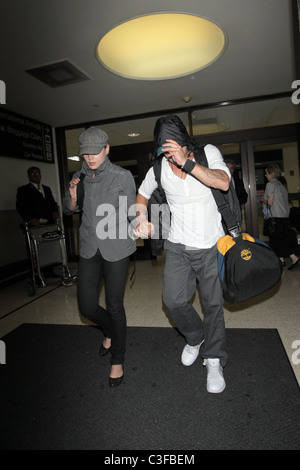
[
  {"xmin": 135, "ymin": 115, "xmax": 230, "ymax": 394},
  {"xmin": 16, "ymin": 166, "xmax": 60, "ymax": 279},
  {"xmin": 262, "ymin": 164, "xmax": 299, "ymax": 270},
  {"xmin": 62, "ymin": 127, "xmax": 136, "ymax": 388},
  {"xmin": 16, "ymin": 166, "xmax": 59, "ymax": 226},
  {"xmin": 225, "ymin": 159, "xmax": 248, "ymax": 208},
  {"xmin": 223, "ymin": 164, "xmax": 242, "ymax": 229}
]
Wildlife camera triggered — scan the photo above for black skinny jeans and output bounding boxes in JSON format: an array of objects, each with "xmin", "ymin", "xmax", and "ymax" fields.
[{"xmin": 77, "ymin": 250, "xmax": 130, "ymax": 365}]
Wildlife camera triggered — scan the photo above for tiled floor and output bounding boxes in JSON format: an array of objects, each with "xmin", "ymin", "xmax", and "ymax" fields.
[{"xmin": 1, "ymin": 257, "xmax": 300, "ymax": 385}]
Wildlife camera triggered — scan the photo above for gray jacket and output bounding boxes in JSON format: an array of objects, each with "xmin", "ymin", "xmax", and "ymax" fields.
[{"xmin": 62, "ymin": 158, "xmax": 136, "ymax": 261}]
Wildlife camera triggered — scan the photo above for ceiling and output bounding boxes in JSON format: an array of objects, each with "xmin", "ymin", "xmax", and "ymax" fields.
[{"xmin": 0, "ymin": 0, "xmax": 299, "ymax": 137}]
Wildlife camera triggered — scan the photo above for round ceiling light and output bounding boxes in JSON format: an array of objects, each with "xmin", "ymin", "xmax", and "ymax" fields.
[{"xmin": 96, "ymin": 13, "xmax": 227, "ymax": 80}]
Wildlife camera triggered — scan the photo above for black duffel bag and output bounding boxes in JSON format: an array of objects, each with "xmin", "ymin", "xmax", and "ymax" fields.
[{"xmin": 217, "ymin": 233, "xmax": 282, "ymax": 303}]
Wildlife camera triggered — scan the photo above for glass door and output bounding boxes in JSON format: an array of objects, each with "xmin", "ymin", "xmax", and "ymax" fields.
[{"xmin": 252, "ymin": 141, "xmax": 300, "ymax": 241}]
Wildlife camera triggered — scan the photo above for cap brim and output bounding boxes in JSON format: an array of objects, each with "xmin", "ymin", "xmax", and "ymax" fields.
[
  {"xmin": 157, "ymin": 145, "xmax": 172, "ymax": 156},
  {"xmin": 157, "ymin": 146, "xmax": 165, "ymax": 156},
  {"xmin": 79, "ymin": 145, "xmax": 104, "ymax": 155}
]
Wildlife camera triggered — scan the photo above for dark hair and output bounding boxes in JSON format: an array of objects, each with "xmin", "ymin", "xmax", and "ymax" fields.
[
  {"xmin": 27, "ymin": 166, "xmax": 41, "ymax": 176},
  {"xmin": 225, "ymin": 159, "xmax": 236, "ymax": 169}
]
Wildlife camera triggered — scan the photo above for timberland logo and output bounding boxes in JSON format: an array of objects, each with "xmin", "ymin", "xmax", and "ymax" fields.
[
  {"xmin": 0, "ymin": 340, "xmax": 6, "ymax": 364},
  {"xmin": 291, "ymin": 80, "xmax": 300, "ymax": 105},
  {"xmin": 241, "ymin": 249, "xmax": 252, "ymax": 261},
  {"xmin": 291, "ymin": 340, "xmax": 300, "ymax": 365},
  {"xmin": 0, "ymin": 80, "xmax": 6, "ymax": 104}
]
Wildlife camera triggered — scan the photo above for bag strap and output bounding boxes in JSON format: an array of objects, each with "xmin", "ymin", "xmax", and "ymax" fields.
[
  {"xmin": 76, "ymin": 172, "xmax": 86, "ymax": 210},
  {"xmin": 153, "ymin": 159, "xmax": 165, "ymax": 198},
  {"xmin": 194, "ymin": 145, "xmax": 241, "ymax": 238},
  {"xmin": 211, "ymin": 187, "xmax": 241, "ymax": 238}
]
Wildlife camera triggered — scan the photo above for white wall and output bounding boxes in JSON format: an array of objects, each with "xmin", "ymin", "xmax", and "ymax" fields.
[
  {"xmin": 0, "ymin": 158, "xmax": 61, "ymax": 211},
  {"xmin": 0, "ymin": 128, "xmax": 63, "ymax": 269}
]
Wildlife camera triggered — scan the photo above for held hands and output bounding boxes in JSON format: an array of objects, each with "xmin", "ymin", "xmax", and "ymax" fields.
[{"xmin": 132, "ymin": 215, "xmax": 155, "ymax": 239}]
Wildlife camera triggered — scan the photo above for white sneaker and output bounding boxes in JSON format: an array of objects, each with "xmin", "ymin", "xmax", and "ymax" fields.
[
  {"xmin": 181, "ymin": 340, "xmax": 204, "ymax": 366},
  {"xmin": 203, "ymin": 358, "xmax": 226, "ymax": 393}
]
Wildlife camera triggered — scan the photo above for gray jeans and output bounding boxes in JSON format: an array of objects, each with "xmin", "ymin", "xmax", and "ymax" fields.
[{"xmin": 163, "ymin": 240, "xmax": 228, "ymax": 367}]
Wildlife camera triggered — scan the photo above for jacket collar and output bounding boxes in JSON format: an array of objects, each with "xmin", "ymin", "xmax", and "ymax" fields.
[{"xmin": 81, "ymin": 157, "xmax": 110, "ymax": 178}]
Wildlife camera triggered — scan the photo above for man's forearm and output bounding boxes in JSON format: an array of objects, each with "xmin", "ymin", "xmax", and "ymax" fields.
[
  {"xmin": 183, "ymin": 161, "xmax": 230, "ymax": 191},
  {"xmin": 136, "ymin": 193, "xmax": 149, "ymax": 216}
]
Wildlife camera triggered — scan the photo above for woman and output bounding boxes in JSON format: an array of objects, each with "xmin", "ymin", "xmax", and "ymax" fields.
[
  {"xmin": 262, "ymin": 164, "xmax": 299, "ymax": 270},
  {"xmin": 63, "ymin": 127, "xmax": 136, "ymax": 387}
]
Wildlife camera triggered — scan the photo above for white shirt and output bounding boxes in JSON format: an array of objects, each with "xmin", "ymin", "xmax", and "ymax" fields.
[
  {"xmin": 138, "ymin": 144, "xmax": 231, "ymax": 249},
  {"xmin": 264, "ymin": 178, "xmax": 290, "ymax": 218},
  {"xmin": 31, "ymin": 182, "xmax": 44, "ymax": 197}
]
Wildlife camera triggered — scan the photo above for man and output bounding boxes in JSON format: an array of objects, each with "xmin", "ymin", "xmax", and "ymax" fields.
[
  {"xmin": 135, "ymin": 115, "xmax": 230, "ymax": 393},
  {"xmin": 225, "ymin": 159, "xmax": 248, "ymax": 208},
  {"xmin": 16, "ymin": 166, "xmax": 59, "ymax": 226},
  {"xmin": 16, "ymin": 166, "xmax": 60, "ymax": 279}
]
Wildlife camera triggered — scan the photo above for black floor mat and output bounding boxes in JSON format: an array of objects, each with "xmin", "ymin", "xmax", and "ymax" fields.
[{"xmin": 0, "ymin": 324, "xmax": 299, "ymax": 450}]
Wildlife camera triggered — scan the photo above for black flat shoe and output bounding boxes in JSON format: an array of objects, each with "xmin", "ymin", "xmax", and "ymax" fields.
[
  {"xmin": 288, "ymin": 259, "xmax": 300, "ymax": 271},
  {"xmin": 99, "ymin": 344, "xmax": 111, "ymax": 356},
  {"xmin": 109, "ymin": 374, "xmax": 124, "ymax": 388}
]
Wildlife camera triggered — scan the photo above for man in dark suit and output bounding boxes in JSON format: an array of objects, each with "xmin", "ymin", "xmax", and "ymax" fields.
[
  {"xmin": 225, "ymin": 160, "xmax": 248, "ymax": 207},
  {"xmin": 16, "ymin": 166, "xmax": 60, "ymax": 279},
  {"xmin": 16, "ymin": 166, "xmax": 59, "ymax": 226}
]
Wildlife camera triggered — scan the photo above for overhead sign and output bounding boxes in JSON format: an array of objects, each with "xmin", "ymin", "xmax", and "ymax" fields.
[{"xmin": 0, "ymin": 108, "xmax": 54, "ymax": 163}]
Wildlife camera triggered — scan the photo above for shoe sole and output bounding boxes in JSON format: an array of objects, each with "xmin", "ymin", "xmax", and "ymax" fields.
[{"xmin": 207, "ymin": 383, "xmax": 226, "ymax": 394}]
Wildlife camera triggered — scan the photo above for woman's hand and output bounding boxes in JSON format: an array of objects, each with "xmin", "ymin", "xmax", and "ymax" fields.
[
  {"xmin": 69, "ymin": 177, "xmax": 80, "ymax": 201},
  {"xmin": 133, "ymin": 215, "xmax": 155, "ymax": 239}
]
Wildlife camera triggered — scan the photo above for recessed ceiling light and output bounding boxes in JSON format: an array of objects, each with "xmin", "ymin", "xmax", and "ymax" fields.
[
  {"xmin": 96, "ymin": 13, "xmax": 227, "ymax": 80},
  {"xmin": 128, "ymin": 132, "xmax": 141, "ymax": 137},
  {"xmin": 67, "ymin": 156, "xmax": 81, "ymax": 161}
]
